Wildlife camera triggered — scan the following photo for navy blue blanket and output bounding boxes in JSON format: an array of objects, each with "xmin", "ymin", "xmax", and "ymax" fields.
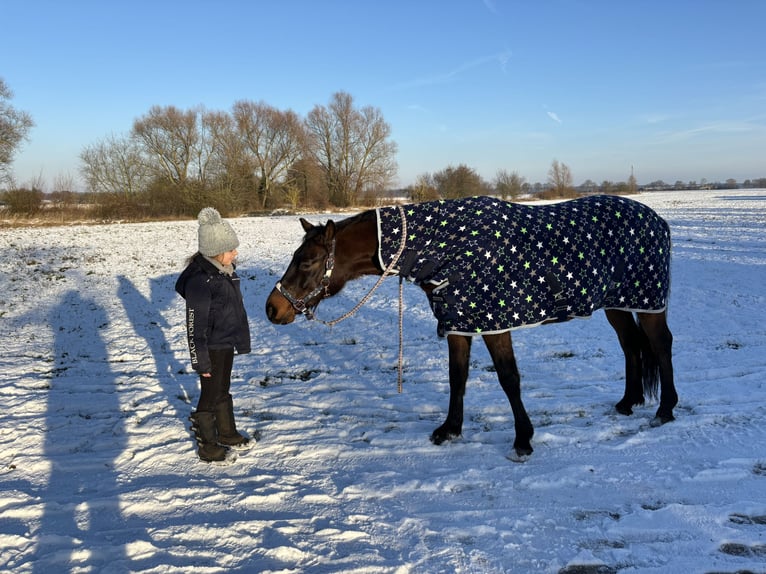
[{"xmin": 376, "ymin": 195, "xmax": 671, "ymax": 336}]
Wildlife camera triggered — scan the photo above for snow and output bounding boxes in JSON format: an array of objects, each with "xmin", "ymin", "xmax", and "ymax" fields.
[{"xmin": 1, "ymin": 189, "xmax": 765, "ymax": 573}]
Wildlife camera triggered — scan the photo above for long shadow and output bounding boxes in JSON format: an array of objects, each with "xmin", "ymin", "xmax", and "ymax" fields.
[
  {"xmin": 32, "ymin": 290, "xmax": 133, "ymax": 572},
  {"xmin": 116, "ymin": 274, "xmax": 195, "ymax": 419}
]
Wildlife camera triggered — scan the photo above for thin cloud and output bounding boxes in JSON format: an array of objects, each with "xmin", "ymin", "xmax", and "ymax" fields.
[
  {"xmin": 483, "ymin": 0, "xmax": 499, "ymax": 14},
  {"xmin": 390, "ymin": 49, "xmax": 513, "ymax": 91},
  {"xmin": 406, "ymin": 104, "xmax": 430, "ymax": 114},
  {"xmin": 654, "ymin": 120, "xmax": 758, "ymax": 144},
  {"xmin": 547, "ymin": 111, "xmax": 562, "ymax": 124},
  {"xmin": 644, "ymin": 113, "xmax": 671, "ymax": 124},
  {"xmin": 498, "ymin": 48, "xmax": 511, "ymax": 74}
]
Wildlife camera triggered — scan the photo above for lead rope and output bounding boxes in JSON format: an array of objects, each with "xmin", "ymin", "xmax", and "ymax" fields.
[
  {"xmin": 397, "ymin": 277, "xmax": 404, "ymax": 393},
  {"xmin": 320, "ymin": 205, "xmax": 408, "ymax": 392}
]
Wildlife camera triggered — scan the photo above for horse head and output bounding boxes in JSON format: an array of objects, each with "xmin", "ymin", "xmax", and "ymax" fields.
[{"xmin": 265, "ymin": 217, "xmax": 340, "ymax": 324}]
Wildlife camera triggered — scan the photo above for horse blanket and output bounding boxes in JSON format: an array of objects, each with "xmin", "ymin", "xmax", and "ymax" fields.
[{"xmin": 376, "ymin": 195, "xmax": 671, "ymax": 336}]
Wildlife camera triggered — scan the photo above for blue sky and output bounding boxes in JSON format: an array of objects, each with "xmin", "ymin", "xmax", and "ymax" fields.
[{"xmin": 3, "ymin": 0, "xmax": 765, "ymax": 190}]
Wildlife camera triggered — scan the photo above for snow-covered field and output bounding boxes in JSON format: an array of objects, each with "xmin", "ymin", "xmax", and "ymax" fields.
[{"xmin": 1, "ymin": 189, "xmax": 765, "ymax": 574}]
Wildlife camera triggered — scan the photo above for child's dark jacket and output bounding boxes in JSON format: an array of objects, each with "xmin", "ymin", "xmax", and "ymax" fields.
[{"xmin": 175, "ymin": 254, "xmax": 251, "ymax": 374}]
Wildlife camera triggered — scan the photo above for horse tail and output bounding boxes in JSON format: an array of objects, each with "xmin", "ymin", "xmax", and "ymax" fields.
[{"xmin": 638, "ymin": 318, "xmax": 660, "ymax": 401}]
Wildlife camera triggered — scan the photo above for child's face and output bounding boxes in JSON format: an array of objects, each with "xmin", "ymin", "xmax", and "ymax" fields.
[{"xmin": 216, "ymin": 249, "xmax": 238, "ymax": 266}]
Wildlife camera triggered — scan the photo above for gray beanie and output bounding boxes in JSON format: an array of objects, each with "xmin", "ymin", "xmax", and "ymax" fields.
[{"xmin": 197, "ymin": 207, "xmax": 240, "ymax": 256}]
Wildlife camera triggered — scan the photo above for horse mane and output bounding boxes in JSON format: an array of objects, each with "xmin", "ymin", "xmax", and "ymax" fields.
[{"xmin": 332, "ymin": 209, "xmax": 382, "ymax": 276}]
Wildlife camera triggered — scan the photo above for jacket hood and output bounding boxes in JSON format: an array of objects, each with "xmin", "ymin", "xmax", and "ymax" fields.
[{"xmin": 175, "ymin": 254, "xmax": 218, "ymax": 299}]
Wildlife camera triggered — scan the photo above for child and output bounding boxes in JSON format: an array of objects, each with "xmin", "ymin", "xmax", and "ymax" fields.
[{"xmin": 175, "ymin": 207, "xmax": 252, "ymax": 462}]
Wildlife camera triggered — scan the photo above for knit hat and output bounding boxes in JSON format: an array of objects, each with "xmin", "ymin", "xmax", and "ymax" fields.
[{"xmin": 197, "ymin": 207, "xmax": 240, "ymax": 256}]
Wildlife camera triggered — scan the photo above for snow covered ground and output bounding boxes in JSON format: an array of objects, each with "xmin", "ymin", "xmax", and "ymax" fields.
[{"xmin": 1, "ymin": 189, "xmax": 765, "ymax": 574}]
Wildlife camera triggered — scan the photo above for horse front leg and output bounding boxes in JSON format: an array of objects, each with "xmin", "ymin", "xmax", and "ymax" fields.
[
  {"xmin": 483, "ymin": 332, "xmax": 534, "ymax": 460},
  {"xmin": 430, "ymin": 334, "xmax": 472, "ymax": 444}
]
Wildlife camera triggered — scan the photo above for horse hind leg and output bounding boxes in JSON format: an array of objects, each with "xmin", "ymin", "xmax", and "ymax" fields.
[
  {"xmin": 637, "ymin": 310, "xmax": 678, "ymax": 426},
  {"xmin": 606, "ymin": 309, "xmax": 646, "ymax": 416},
  {"xmin": 483, "ymin": 332, "xmax": 533, "ymax": 460}
]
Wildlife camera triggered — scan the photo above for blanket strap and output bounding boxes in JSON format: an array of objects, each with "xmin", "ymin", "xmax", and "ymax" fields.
[{"xmin": 544, "ymin": 272, "xmax": 571, "ymax": 321}]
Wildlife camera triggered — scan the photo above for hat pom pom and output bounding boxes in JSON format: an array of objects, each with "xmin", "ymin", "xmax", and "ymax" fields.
[{"xmin": 198, "ymin": 207, "xmax": 221, "ymax": 226}]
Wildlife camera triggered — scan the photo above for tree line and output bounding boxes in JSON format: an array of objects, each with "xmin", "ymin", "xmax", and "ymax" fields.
[
  {"xmin": 2, "ymin": 76, "xmax": 765, "ymax": 221},
  {"xmin": 77, "ymin": 91, "xmax": 398, "ymax": 217}
]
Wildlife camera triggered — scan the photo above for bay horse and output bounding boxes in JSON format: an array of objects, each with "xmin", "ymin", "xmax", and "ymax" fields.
[{"xmin": 265, "ymin": 195, "xmax": 678, "ymax": 460}]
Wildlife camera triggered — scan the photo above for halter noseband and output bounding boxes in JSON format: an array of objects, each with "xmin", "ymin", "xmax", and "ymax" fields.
[{"xmin": 274, "ymin": 238, "xmax": 336, "ymax": 320}]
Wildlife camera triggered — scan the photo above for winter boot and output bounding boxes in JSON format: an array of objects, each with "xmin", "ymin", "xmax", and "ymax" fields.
[
  {"xmin": 189, "ymin": 411, "xmax": 228, "ymax": 462},
  {"xmin": 214, "ymin": 395, "xmax": 252, "ymax": 449}
]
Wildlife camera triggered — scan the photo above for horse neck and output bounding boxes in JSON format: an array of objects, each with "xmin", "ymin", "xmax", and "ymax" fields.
[{"xmin": 335, "ymin": 210, "xmax": 381, "ymax": 281}]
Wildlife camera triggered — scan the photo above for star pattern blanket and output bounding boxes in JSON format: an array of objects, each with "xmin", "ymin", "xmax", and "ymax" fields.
[{"xmin": 376, "ymin": 195, "xmax": 671, "ymax": 336}]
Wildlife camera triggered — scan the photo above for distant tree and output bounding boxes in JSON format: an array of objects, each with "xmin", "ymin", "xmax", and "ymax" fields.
[
  {"xmin": 52, "ymin": 172, "xmax": 76, "ymax": 194},
  {"xmin": 494, "ymin": 169, "xmax": 525, "ymax": 199},
  {"xmin": 408, "ymin": 172, "xmax": 438, "ymax": 202},
  {"xmin": 432, "ymin": 164, "xmax": 486, "ymax": 199},
  {"xmin": 546, "ymin": 159, "xmax": 575, "ymax": 198},
  {"xmin": 725, "ymin": 178, "xmax": 738, "ymax": 189},
  {"xmin": 627, "ymin": 171, "xmax": 638, "ymax": 194},
  {"xmin": 287, "ymin": 157, "xmax": 327, "ymax": 209},
  {"xmin": 132, "ymin": 105, "xmax": 199, "ymax": 187},
  {"xmin": 601, "ymin": 180, "xmax": 614, "ymax": 194},
  {"xmin": 0, "ymin": 78, "xmax": 35, "ymax": 185},
  {"xmin": 231, "ymin": 100, "xmax": 306, "ymax": 209},
  {"xmin": 579, "ymin": 179, "xmax": 598, "ymax": 194},
  {"xmin": 2, "ymin": 186, "xmax": 43, "ymax": 214},
  {"xmin": 306, "ymin": 91, "xmax": 397, "ymax": 207},
  {"xmin": 195, "ymin": 108, "xmax": 231, "ymax": 188},
  {"xmin": 80, "ymin": 133, "xmax": 151, "ymax": 197},
  {"xmin": 674, "ymin": 180, "xmax": 685, "ymax": 190},
  {"xmin": 200, "ymin": 110, "xmax": 255, "ymax": 206},
  {"xmin": 613, "ymin": 181, "xmax": 630, "ymax": 193}
]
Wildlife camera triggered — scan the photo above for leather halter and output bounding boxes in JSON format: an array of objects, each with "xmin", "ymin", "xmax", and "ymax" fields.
[{"xmin": 274, "ymin": 238, "xmax": 336, "ymax": 320}]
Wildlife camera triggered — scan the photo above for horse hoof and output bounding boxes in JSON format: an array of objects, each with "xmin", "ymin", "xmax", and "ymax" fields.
[
  {"xmin": 430, "ymin": 431, "xmax": 460, "ymax": 445},
  {"xmin": 615, "ymin": 399, "xmax": 642, "ymax": 416},
  {"xmin": 650, "ymin": 415, "xmax": 674, "ymax": 427},
  {"xmin": 507, "ymin": 450, "xmax": 532, "ymax": 463}
]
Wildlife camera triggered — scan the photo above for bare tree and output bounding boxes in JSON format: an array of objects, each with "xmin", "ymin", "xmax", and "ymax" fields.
[
  {"xmin": 287, "ymin": 157, "xmax": 326, "ymax": 209},
  {"xmin": 195, "ymin": 107, "xmax": 229, "ymax": 188},
  {"xmin": 580, "ymin": 179, "xmax": 598, "ymax": 194},
  {"xmin": 0, "ymin": 78, "xmax": 35, "ymax": 185},
  {"xmin": 494, "ymin": 169, "xmax": 526, "ymax": 200},
  {"xmin": 132, "ymin": 105, "xmax": 199, "ymax": 186},
  {"xmin": 433, "ymin": 164, "xmax": 486, "ymax": 199},
  {"xmin": 547, "ymin": 159, "xmax": 574, "ymax": 197},
  {"xmin": 232, "ymin": 100, "xmax": 306, "ymax": 209},
  {"xmin": 408, "ymin": 172, "xmax": 438, "ymax": 202},
  {"xmin": 306, "ymin": 91, "xmax": 397, "ymax": 207},
  {"xmin": 199, "ymin": 110, "xmax": 254, "ymax": 204},
  {"xmin": 80, "ymin": 134, "xmax": 150, "ymax": 196},
  {"xmin": 52, "ymin": 172, "xmax": 76, "ymax": 193}
]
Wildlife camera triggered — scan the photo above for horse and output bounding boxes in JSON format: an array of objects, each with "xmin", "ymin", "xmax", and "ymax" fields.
[{"xmin": 265, "ymin": 195, "xmax": 678, "ymax": 460}]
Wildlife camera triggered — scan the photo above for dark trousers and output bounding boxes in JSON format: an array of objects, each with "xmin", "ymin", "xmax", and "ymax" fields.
[{"xmin": 196, "ymin": 347, "xmax": 234, "ymax": 412}]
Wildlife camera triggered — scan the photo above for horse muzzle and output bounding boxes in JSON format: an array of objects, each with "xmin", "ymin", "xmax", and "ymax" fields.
[{"xmin": 265, "ymin": 287, "xmax": 297, "ymax": 325}]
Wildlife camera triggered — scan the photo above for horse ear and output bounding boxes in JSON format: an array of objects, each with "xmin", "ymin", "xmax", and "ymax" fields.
[
  {"xmin": 325, "ymin": 220, "xmax": 336, "ymax": 241},
  {"xmin": 300, "ymin": 218, "xmax": 314, "ymax": 232}
]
